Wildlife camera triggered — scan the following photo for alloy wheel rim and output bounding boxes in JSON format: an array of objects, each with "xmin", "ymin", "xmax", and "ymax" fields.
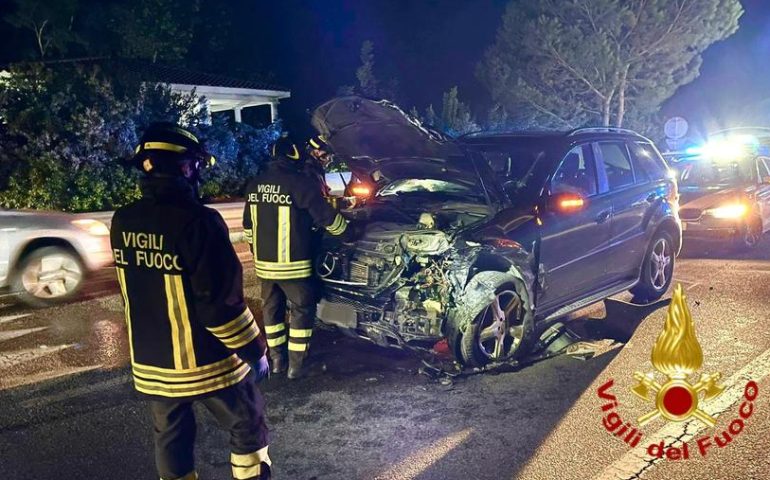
[
  {"xmin": 21, "ymin": 254, "xmax": 82, "ymax": 299},
  {"xmin": 649, "ymin": 238, "xmax": 672, "ymax": 290},
  {"xmin": 477, "ymin": 289, "xmax": 524, "ymax": 360},
  {"xmin": 744, "ymin": 223, "xmax": 760, "ymax": 246}
]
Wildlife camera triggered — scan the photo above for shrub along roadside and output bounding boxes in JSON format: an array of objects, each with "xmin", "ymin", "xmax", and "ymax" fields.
[{"xmin": 0, "ymin": 62, "xmax": 280, "ymax": 212}]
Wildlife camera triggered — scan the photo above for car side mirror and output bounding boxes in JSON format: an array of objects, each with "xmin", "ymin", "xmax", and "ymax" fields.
[{"xmin": 548, "ymin": 192, "xmax": 587, "ymax": 215}]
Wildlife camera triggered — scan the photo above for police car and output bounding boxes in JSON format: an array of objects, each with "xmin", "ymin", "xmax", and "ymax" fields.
[{"xmin": 673, "ymin": 130, "xmax": 770, "ymax": 249}]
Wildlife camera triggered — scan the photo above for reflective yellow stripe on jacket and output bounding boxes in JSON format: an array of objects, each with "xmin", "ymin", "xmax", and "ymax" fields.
[
  {"xmin": 277, "ymin": 205, "xmax": 290, "ymax": 262},
  {"xmin": 326, "ymin": 213, "xmax": 347, "ymax": 236},
  {"xmin": 131, "ymin": 354, "xmax": 250, "ymax": 398},
  {"xmin": 206, "ymin": 308, "xmax": 261, "ymax": 350},
  {"xmin": 164, "ymin": 274, "xmax": 196, "ymax": 369},
  {"xmin": 254, "ymin": 259, "xmax": 312, "ymax": 280},
  {"xmin": 248, "ymin": 204, "xmax": 257, "ymax": 252},
  {"xmin": 115, "ymin": 267, "xmax": 135, "ymax": 363}
]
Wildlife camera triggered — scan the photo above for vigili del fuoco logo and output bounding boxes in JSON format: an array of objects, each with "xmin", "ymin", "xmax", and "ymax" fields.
[{"xmin": 596, "ymin": 284, "xmax": 759, "ymax": 460}]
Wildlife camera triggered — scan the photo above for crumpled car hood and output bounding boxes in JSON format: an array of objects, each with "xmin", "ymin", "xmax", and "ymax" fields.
[{"xmin": 310, "ymin": 96, "xmax": 480, "ymax": 184}]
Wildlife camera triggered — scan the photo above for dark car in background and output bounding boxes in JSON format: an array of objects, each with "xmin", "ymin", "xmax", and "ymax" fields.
[
  {"xmin": 673, "ymin": 131, "xmax": 770, "ymax": 249},
  {"xmin": 311, "ymin": 97, "xmax": 681, "ymax": 367}
]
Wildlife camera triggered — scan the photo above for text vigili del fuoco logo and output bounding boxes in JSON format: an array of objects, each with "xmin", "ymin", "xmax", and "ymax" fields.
[{"xmin": 596, "ymin": 284, "xmax": 759, "ymax": 460}]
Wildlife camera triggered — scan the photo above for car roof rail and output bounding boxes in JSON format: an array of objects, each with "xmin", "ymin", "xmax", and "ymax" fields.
[{"xmin": 567, "ymin": 127, "xmax": 641, "ymax": 137}]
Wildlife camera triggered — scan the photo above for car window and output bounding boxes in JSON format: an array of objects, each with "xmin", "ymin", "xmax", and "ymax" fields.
[
  {"xmin": 680, "ymin": 158, "xmax": 756, "ymax": 187},
  {"xmin": 628, "ymin": 142, "xmax": 664, "ymax": 182},
  {"xmin": 472, "ymin": 142, "xmax": 550, "ymax": 204},
  {"xmin": 552, "ymin": 144, "xmax": 598, "ymax": 197},
  {"xmin": 599, "ymin": 142, "xmax": 634, "ymax": 190}
]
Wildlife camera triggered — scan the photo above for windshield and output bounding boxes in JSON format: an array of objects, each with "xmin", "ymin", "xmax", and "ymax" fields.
[
  {"xmin": 468, "ymin": 140, "xmax": 551, "ymax": 205},
  {"xmin": 377, "ymin": 178, "xmax": 481, "ymax": 199},
  {"xmin": 677, "ymin": 158, "xmax": 756, "ymax": 189}
]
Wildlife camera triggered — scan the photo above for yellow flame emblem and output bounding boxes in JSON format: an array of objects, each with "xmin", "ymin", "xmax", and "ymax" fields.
[{"xmin": 631, "ymin": 284, "xmax": 724, "ymax": 427}]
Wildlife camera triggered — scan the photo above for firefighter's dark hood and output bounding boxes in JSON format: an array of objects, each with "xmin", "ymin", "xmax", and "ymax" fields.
[{"xmin": 310, "ymin": 96, "xmax": 476, "ymax": 186}]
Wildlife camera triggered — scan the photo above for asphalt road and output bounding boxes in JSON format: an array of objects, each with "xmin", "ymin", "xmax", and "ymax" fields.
[{"xmin": 1, "ymin": 240, "xmax": 770, "ymax": 480}]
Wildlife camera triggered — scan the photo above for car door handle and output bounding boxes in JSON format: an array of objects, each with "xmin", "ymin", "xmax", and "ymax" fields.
[{"xmin": 595, "ymin": 209, "xmax": 611, "ymax": 224}]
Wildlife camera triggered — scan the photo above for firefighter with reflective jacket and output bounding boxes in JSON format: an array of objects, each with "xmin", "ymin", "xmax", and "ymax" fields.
[
  {"xmin": 111, "ymin": 123, "xmax": 272, "ymax": 480},
  {"xmin": 243, "ymin": 135, "xmax": 348, "ymax": 379}
]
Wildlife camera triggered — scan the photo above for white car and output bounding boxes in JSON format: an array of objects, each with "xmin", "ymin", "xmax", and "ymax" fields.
[{"xmin": 0, "ymin": 210, "xmax": 113, "ymax": 306}]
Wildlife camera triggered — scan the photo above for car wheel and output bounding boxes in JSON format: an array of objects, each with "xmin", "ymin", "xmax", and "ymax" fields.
[
  {"xmin": 735, "ymin": 217, "xmax": 762, "ymax": 250},
  {"xmin": 12, "ymin": 246, "xmax": 85, "ymax": 307},
  {"xmin": 630, "ymin": 231, "xmax": 675, "ymax": 303},
  {"xmin": 460, "ymin": 283, "xmax": 528, "ymax": 368}
]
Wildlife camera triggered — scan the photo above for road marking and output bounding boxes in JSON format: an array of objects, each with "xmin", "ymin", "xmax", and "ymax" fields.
[
  {"xmin": 593, "ymin": 344, "xmax": 770, "ymax": 480},
  {"xmin": 0, "ymin": 314, "xmax": 31, "ymax": 325},
  {"xmin": 0, "ymin": 344, "xmax": 75, "ymax": 370},
  {"xmin": 0, "ymin": 327, "xmax": 47, "ymax": 342},
  {"xmin": 373, "ymin": 428, "xmax": 472, "ymax": 480}
]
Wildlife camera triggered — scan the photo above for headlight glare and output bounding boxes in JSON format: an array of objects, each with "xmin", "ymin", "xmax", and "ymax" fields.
[
  {"xmin": 705, "ymin": 204, "xmax": 747, "ymax": 219},
  {"xmin": 72, "ymin": 219, "xmax": 110, "ymax": 236}
]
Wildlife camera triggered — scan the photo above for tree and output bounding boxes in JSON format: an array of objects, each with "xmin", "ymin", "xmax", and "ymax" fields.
[
  {"xmin": 423, "ymin": 104, "xmax": 438, "ymax": 126},
  {"xmin": 486, "ymin": 103, "xmax": 509, "ymax": 132},
  {"xmin": 478, "ymin": 0, "xmax": 743, "ymax": 129},
  {"xmin": 4, "ymin": 0, "xmax": 82, "ymax": 58},
  {"xmin": 439, "ymin": 86, "xmax": 478, "ymax": 136},
  {"xmin": 356, "ymin": 40, "xmax": 379, "ymax": 98},
  {"xmin": 338, "ymin": 40, "xmax": 402, "ymax": 101},
  {"xmin": 112, "ymin": 0, "xmax": 200, "ymax": 63}
]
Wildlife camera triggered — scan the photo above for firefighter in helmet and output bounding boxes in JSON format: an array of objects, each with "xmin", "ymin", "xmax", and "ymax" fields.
[
  {"xmin": 111, "ymin": 122, "xmax": 272, "ymax": 480},
  {"xmin": 243, "ymin": 135, "xmax": 348, "ymax": 379}
]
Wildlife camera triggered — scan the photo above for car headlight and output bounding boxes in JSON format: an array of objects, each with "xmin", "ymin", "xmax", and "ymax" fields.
[
  {"xmin": 704, "ymin": 203, "xmax": 747, "ymax": 219},
  {"xmin": 400, "ymin": 231, "xmax": 450, "ymax": 255},
  {"xmin": 71, "ymin": 219, "xmax": 110, "ymax": 236}
]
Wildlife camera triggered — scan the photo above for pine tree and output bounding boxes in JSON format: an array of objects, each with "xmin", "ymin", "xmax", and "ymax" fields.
[
  {"xmin": 356, "ymin": 40, "xmax": 379, "ymax": 98},
  {"xmin": 478, "ymin": 0, "xmax": 743, "ymax": 128}
]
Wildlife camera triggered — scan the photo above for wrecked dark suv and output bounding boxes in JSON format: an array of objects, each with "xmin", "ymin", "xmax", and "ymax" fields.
[{"xmin": 311, "ymin": 97, "xmax": 681, "ymax": 367}]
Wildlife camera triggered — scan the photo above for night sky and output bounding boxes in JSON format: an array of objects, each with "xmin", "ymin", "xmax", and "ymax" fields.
[
  {"xmin": 234, "ymin": 0, "xmax": 508, "ymax": 135},
  {"xmin": 2, "ymin": 0, "xmax": 769, "ymax": 138},
  {"xmin": 235, "ymin": 0, "xmax": 770, "ymax": 138},
  {"xmin": 663, "ymin": 0, "xmax": 770, "ymax": 138}
]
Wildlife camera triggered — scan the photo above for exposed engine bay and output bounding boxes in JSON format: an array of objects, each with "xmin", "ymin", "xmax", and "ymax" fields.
[{"xmin": 317, "ymin": 200, "xmax": 491, "ymax": 348}]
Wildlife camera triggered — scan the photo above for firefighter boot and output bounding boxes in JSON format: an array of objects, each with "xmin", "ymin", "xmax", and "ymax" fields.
[
  {"xmin": 287, "ymin": 350, "xmax": 308, "ymax": 380},
  {"xmin": 269, "ymin": 348, "xmax": 287, "ymax": 375}
]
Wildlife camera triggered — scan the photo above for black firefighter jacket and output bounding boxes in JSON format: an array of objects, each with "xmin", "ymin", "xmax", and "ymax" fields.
[
  {"xmin": 242, "ymin": 158, "xmax": 348, "ymax": 280},
  {"xmin": 111, "ymin": 177, "xmax": 267, "ymax": 400}
]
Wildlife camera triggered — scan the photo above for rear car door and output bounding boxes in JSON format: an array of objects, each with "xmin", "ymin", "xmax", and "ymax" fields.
[
  {"xmin": 538, "ymin": 143, "xmax": 612, "ymax": 309},
  {"xmin": 599, "ymin": 141, "xmax": 659, "ymax": 282}
]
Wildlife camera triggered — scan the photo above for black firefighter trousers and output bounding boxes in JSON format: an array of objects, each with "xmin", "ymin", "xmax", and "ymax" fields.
[
  {"xmin": 260, "ymin": 279, "xmax": 316, "ymax": 359},
  {"xmin": 149, "ymin": 372, "xmax": 270, "ymax": 480}
]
